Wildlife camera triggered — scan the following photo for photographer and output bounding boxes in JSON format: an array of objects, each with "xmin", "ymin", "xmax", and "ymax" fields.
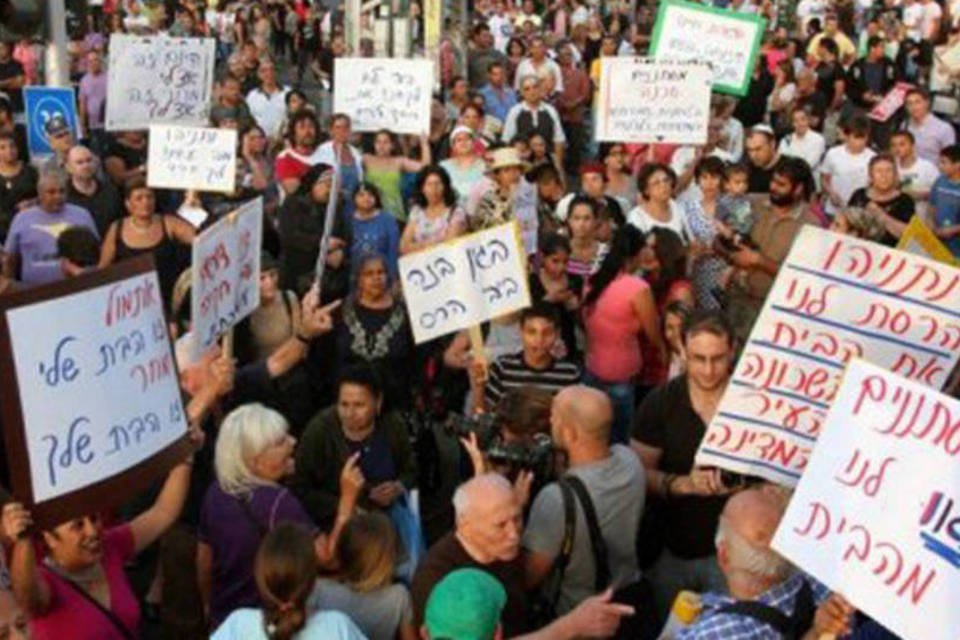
[
  {"xmin": 630, "ymin": 310, "xmax": 739, "ymax": 623},
  {"xmin": 523, "ymin": 386, "xmax": 652, "ymax": 639}
]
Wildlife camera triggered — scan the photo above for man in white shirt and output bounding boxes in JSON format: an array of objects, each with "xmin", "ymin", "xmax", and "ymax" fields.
[
  {"xmin": 903, "ymin": 0, "xmax": 926, "ymax": 42},
  {"xmin": 778, "ymin": 108, "xmax": 826, "ymax": 172},
  {"xmin": 513, "ymin": 37, "xmax": 564, "ymax": 95},
  {"xmin": 904, "ymin": 89, "xmax": 957, "ymax": 163},
  {"xmin": 820, "ymin": 114, "xmax": 876, "ymax": 216},
  {"xmin": 246, "ymin": 58, "xmax": 290, "ymax": 141},
  {"xmin": 920, "ymin": 0, "xmax": 943, "ymax": 40},
  {"xmin": 890, "ymin": 130, "xmax": 941, "ymax": 220}
]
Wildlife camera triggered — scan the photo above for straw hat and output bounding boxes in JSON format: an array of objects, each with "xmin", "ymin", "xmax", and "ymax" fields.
[{"xmin": 486, "ymin": 147, "xmax": 530, "ymax": 174}]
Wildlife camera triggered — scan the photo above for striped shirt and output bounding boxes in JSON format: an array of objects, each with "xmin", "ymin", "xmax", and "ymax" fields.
[{"xmin": 484, "ymin": 351, "xmax": 581, "ymax": 409}]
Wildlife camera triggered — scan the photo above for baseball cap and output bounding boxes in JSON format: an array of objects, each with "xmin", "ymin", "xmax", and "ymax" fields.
[{"xmin": 425, "ymin": 569, "xmax": 507, "ymax": 640}]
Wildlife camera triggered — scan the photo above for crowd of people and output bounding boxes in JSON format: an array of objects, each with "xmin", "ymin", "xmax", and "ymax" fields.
[{"xmin": 0, "ymin": 0, "xmax": 959, "ymax": 638}]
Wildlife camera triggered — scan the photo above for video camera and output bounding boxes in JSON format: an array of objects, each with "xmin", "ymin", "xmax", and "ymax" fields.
[{"xmin": 444, "ymin": 412, "xmax": 556, "ymax": 480}]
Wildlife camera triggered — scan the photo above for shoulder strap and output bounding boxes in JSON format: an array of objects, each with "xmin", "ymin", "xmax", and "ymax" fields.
[
  {"xmin": 543, "ymin": 480, "xmax": 578, "ymax": 613},
  {"xmin": 717, "ymin": 579, "xmax": 815, "ymax": 639},
  {"xmin": 56, "ymin": 576, "xmax": 136, "ymax": 640},
  {"xmin": 564, "ymin": 475, "xmax": 610, "ymax": 591}
]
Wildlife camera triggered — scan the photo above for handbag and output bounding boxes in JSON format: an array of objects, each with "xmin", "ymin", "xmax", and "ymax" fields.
[{"xmin": 562, "ymin": 475, "xmax": 660, "ymax": 640}]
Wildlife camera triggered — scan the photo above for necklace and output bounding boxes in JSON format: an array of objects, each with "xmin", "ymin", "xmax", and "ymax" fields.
[
  {"xmin": 343, "ymin": 300, "xmax": 406, "ymax": 361},
  {"xmin": 130, "ymin": 217, "xmax": 154, "ymax": 232}
]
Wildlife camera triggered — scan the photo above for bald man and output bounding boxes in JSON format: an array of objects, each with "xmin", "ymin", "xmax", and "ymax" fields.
[
  {"xmin": 64, "ymin": 145, "xmax": 123, "ymax": 237},
  {"xmin": 676, "ymin": 486, "xmax": 855, "ymax": 639},
  {"xmin": 524, "ymin": 386, "xmax": 648, "ymax": 633},
  {"xmin": 411, "ymin": 473, "xmax": 531, "ymax": 637}
]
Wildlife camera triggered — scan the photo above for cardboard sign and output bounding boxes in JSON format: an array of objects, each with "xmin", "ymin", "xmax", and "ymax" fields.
[
  {"xmin": 106, "ymin": 35, "xmax": 216, "ymax": 131},
  {"xmin": 333, "ymin": 58, "xmax": 434, "ymax": 135},
  {"xmin": 24, "ymin": 86, "xmax": 80, "ymax": 159},
  {"xmin": 649, "ymin": 0, "xmax": 765, "ymax": 96},
  {"xmin": 595, "ymin": 58, "xmax": 711, "ymax": 144},
  {"xmin": 695, "ymin": 227, "xmax": 960, "ymax": 485},
  {"xmin": 897, "ymin": 216, "xmax": 960, "ymax": 267},
  {"xmin": 147, "ymin": 125, "xmax": 237, "ymax": 193},
  {"xmin": 0, "ymin": 257, "xmax": 191, "ymax": 528},
  {"xmin": 399, "ymin": 221, "xmax": 531, "ymax": 344},
  {"xmin": 772, "ymin": 359, "xmax": 960, "ymax": 640},
  {"xmin": 190, "ymin": 198, "xmax": 263, "ymax": 358},
  {"xmin": 869, "ymin": 82, "xmax": 914, "ymax": 123}
]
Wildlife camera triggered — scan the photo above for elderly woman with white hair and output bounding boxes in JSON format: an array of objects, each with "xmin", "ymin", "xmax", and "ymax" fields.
[{"xmin": 196, "ymin": 403, "xmax": 364, "ymax": 631}]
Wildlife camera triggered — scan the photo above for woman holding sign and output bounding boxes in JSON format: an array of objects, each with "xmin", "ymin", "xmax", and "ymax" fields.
[
  {"xmin": 1, "ymin": 442, "xmax": 200, "ymax": 640},
  {"xmin": 98, "ymin": 177, "xmax": 196, "ymax": 312}
]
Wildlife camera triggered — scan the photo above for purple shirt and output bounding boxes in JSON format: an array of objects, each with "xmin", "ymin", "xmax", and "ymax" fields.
[
  {"xmin": 907, "ymin": 114, "xmax": 957, "ymax": 164},
  {"xmin": 198, "ymin": 483, "xmax": 317, "ymax": 629},
  {"xmin": 79, "ymin": 70, "xmax": 108, "ymax": 130},
  {"xmin": 3, "ymin": 203, "xmax": 98, "ymax": 285}
]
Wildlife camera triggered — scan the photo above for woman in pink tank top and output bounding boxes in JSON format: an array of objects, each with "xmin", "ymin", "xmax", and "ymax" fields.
[{"xmin": 582, "ymin": 226, "xmax": 666, "ymax": 443}]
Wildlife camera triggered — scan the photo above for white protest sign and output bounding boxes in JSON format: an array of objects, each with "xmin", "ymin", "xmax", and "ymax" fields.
[
  {"xmin": 0, "ymin": 258, "xmax": 190, "ymax": 527},
  {"xmin": 399, "ymin": 222, "xmax": 531, "ymax": 344},
  {"xmin": 106, "ymin": 35, "xmax": 216, "ymax": 131},
  {"xmin": 191, "ymin": 198, "xmax": 263, "ymax": 357},
  {"xmin": 772, "ymin": 359, "xmax": 960, "ymax": 640},
  {"xmin": 596, "ymin": 58, "xmax": 710, "ymax": 145},
  {"xmin": 649, "ymin": 0, "xmax": 765, "ymax": 96},
  {"xmin": 333, "ymin": 58, "xmax": 434, "ymax": 135},
  {"xmin": 695, "ymin": 227, "xmax": 960, "ymax": 486},
  {"xmin": 147, "ymin": 125, "xmax": 237, "ymax": 193}
]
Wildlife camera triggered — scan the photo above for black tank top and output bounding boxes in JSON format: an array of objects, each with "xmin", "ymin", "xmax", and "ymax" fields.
[{"xmin": 115, "ymin": 216, "xmax": 183, "ymax": 311}]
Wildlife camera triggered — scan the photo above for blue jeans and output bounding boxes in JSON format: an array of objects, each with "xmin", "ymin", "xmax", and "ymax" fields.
[{"xmin": 582, "ymin": 371, "xmax": 635, "ymax": 445}]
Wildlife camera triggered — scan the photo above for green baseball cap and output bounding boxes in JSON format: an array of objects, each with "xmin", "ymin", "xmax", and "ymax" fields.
[{"xmin": 425, "ymin": 568, "xmax": 507, "ymax": 640}]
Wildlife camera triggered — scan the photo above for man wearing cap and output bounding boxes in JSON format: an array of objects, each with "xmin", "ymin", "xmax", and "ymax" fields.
[
  {"xmin": 423, "ymin": 568, "xmax": 635, "ymax": 640},
  {"xmin": 41, "ymin": 114, "xmax": 75, "ymax": 177},
  {"xmin": 3, "ymin": 171, "xmax": 98, "ymax": 287},
  {"xmin": 744, "ymin": 126, "xmax": 781, "ymax": 195},
  {"xmin": 469, "ymin": 147, "xmax": 539, "ymax": 254}
]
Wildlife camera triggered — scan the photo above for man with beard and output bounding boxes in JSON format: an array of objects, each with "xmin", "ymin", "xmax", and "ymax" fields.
[
  {"xmin": 631, "ymin": 310, "xmax": 737, "ymax": 621},
  {"xmin": 722, "ymin": 157, "xmax": 819, "ymax": 344},
  {"xmin": 275, "ymin": 110, "xmax": 325, "ymax": 195}
]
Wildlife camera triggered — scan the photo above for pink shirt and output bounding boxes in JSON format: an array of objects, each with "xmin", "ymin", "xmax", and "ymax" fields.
[
  {"xmin": 584, "ymin": 273, "xmax": 648, "ymax": 382},
  {"xmin": 31, "ymin": 525, "xmax": 140, "ymax": 640}
]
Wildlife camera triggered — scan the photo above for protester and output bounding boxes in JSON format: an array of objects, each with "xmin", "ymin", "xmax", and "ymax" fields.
[
  {"xmin": 211, "ymin": 524, "xmax": 367, "ymax": 640},
  {"xmin": 399, "ymin": 165, "xmax": 467, "ymax": 254},
  {"xmin": 3, "ymin": 172, "xmax": 98, "ymax": 287}
]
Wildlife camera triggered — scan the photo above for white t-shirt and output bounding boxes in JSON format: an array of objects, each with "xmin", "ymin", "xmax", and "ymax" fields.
[
  {"xmin": 820, "ymin": 145, "xmax": 877, "ymax": 215},
  {"xmin": 513, "ymin": 57, "xmax": 565, "ymax": 93},
  {"xmin": 898, "ymin": 156, "xmax": 941, "ymax": 196},
  {"xmin": 212, "ymin": 609, "xmax": 367, "ymax": 640},
  {"xmin": 921, "ymin": 0, "xmax": 943, "ymax": 39},
  {"xmin": 488, "ymin": 14, "xmax": 514, "ymax": 52},
  {"xmin": 626, "ymin": 200, "xmax": 689, "ymax": 242},
  {"xmin": 778, "ymin": 130, "xmax": 826, "ymax": 172},
  {"xmin": 904, "ymin": 2, "xmax": 925, "ymax": 41}
]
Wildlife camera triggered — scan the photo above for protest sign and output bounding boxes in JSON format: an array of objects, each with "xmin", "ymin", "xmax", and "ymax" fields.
[
  {"xmin": 191, "ymin": 198, "xmax": 263, "ymax": 358},
  {"xmin": 333, "ymin": 58, "xmax": 434, "ymax": 135},
  {"xmin": 869, "ymin": 82, "xmax": 914, "ymax": 123},
  {"xmin": 897, "ymin": 216, "xmax": 960, "ymax": 267},
  {"xmin": 649, "ymin": 0, "xmax": 765, "ymax": 96},
  {"xmin": 24, "ymin": 87, "xmax": 80, "ymax": 159},
  {"xmin": 0, "ymin": 257, "xmax": 191, "ymax": 528},
  {"xmin": 399, "ymin": 221, "xmax": 531, "ymax": 344},
  {"xmin": 595, "ymin": 58, "xmax": 710, "ymax": 145},
  {"xmin": 147, "ymin": 125, "xmax": 237, "ymax": 193},
  {"xmin": 695, "ymin": 227, "xmax": 960, "ymax": 486},
  {"xmin": 772, "ymin": 359, "xmax": 960, "ymax": 640},
  {"xmin": 106, "ymin": 35, "xmax": 216, "ymax": 131}
]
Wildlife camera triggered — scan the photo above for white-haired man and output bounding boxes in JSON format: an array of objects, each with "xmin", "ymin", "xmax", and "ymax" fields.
[{"xmin": 676, "ymin": 486, "xmax": 854, "ymax": 639}]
